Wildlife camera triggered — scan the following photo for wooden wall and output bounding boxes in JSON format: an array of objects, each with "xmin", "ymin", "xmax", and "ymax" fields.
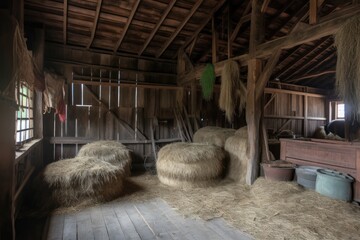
[{"xmin": 264, "ymin": 88, "xmax": 327, "ymax": 138}]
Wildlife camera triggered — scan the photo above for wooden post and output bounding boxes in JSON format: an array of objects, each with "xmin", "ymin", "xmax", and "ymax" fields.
[
  {"xmin": 246, "ymin": 59, "xmax": 263, "ymax": 184},
  {"xmin": 0, "ymin": 12, "xmax": 16, "ymax": 240},
  {"xmin": 304, "ymin": 95, "xmax": 308, "ymax": 137},
  {"xmin": 227, "ymin": 1, "xmax": 232, "ymax": 59},
  {"xmin": 309, "ymin": 0, "xmax": 318, "ymax": 25},
  {"xmin": 246, "ymin": 0, "xmax": 264, "ymax": 185}
]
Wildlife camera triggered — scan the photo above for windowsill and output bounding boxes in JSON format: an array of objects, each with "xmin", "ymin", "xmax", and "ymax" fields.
[{"xmin": 15, "ymin": 138, "xmax": 42, "ymax": 164}]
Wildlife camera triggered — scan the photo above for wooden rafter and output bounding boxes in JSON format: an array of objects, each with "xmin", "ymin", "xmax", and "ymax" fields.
[
  {"xmin": 63, "ymin": 0, "xmax": 67, "ymax": 44},
  {"xmin": 188, "ymin": 34, "xmax": 198, "ymax": 56},
  {"xmin": 295, "ymin": 50, "xmax": 336, "ymax": 78},
  {"xmin": 289, "ymin": 70, "xmax": 335, "ymax": 83},
  {"xmin": 87, "ymin": 0, "xmax": 102, "ymax": 49},
  {"xmin": 157, "ymin": 0, "xmax": 204, "ymax": 58},
  {"xmin": 284, "ymin": 42, "xmax": 334, "ymax": 81},
  {"xmin": 310, "ymin": 0, "xmax": 319, "ymax": 25},
  {"xmin": 230, "ymin": 0, "xmax": 252, "ymax": 42},
  {"xmin": 178, "ymin": 4, "xmax": 360, "ymax": 84},
  {"xmin": 113, "ymin": 0, "xmax": 140, "ymax": 53},
  {"xmin": 180, "ymin": 0, "xmax": 227, "ymax": 56},
  {"xmin": 212, "ymin": 17, "xmax": 218, "ymax": 64},
  {"xmin": 138, "ymin": 0, "xmax": 176, "ymax": 56},
  {"xmin": 261, "ymin": 0, "xmax": 271, "ymax": 13}
]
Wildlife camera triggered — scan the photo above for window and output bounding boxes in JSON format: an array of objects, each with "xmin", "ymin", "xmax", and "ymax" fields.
[
  {"xmin": 336, "ymin": 103, "xmax": 345, "ymax": 119},
  {"xmin": 16, "ymin": 85, "xmax": 34, "ymax": 145}
]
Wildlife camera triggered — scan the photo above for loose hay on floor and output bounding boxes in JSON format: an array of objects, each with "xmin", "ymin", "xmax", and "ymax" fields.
[
  {"xmin": 104, "ymin": 174, "xmax": 360, "ymax": 240},
  {"xmin": 77, "ymin": 140, "xmax": 132, "ymax": 176},
  {"xmin": 193, "ymin": 126, "xmax": 236, "ymax": 147},
  {"xmin": 225, "ymin": 126, "xmax": 249, "ymax": 183},
  {"xmin": 156, "ymin": 142, "xmax": 225, "ymax": 188}
]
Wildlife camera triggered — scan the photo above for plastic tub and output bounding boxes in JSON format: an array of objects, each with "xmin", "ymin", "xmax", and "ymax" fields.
[
  {"xmin": 315, "ymin": 169, "xmax": 354, "ymax": 202},
  {"xmin": 295, "ymin": 166, "xmax": 321, "ymax": 189},
  {"xmin": 262, "ymin": 162, "xmax": 295, "ymax": 181}
]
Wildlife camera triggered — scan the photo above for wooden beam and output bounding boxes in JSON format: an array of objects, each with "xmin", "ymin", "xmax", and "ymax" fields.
[
  {"xmin": 212, "ymin": 17, "xmax": 218, "ymax": 64},
  {"xmin": 72, "ymin": 79, "xmax": 181, "ymax": 90},
  {"xmin": 157, "ymin": 0, "xmax": 204, "ymax": 58},
  {"xmin": 304, "ymin": 95, "xmax": 309, "ymax": 137},
  {"xmin": 87, "ymin": 0, "xmax": 102, "ymax": 49},
  {"xmin": 288, "ymin": 70, "xmax": 336, "ymax": 83},
  {"xmin": 230, "ymin": 14, "xmax": 251, "ymax": 43},
  {"xmin": 261, "ymin": 0, "xmax": 271, "ymax": 13},
  {"xmin": 63, "ymin": 0, "xmax": 67, "ymax": 44},
  {"xmin": 310, "ymin": 0, "xmax": 319, "ymax": 25},
  {"xmin": 138, "ymin": 0, "xmax": 176, "ymax": 56},
  {"xmin": 49, "ymin": 137, "xmax": 181, "ymax": 145},
  {"xmin": 181, "ymin": 0, "xmax": 226, "ymax": 53},
  {"xmin": 178, "ymin": 4, "xmax": 360, "ymax": 83},
  {"xmin": 113, "ymin": 0, "xmax": 140, "ymax": 52},
  {"xmin": 188, "ymin": 34, "xmax": 198, "ymax": 56},
  {"xmin": 227, "ymin": 1, "xmax": 232, "ymax": 59},
  {"xmin": 255, "ymin": 48, "xmax": 282, "ymax": 100}
]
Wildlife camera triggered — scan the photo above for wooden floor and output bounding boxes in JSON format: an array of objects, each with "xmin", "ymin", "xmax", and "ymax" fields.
[{"xmin": 46, "ymin": 198, "xmax": 252, "ymax": 240}]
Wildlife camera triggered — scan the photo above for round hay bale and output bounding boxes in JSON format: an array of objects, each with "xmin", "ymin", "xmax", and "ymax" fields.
[
  {"xmin": 43, "ymin": 156, "xmax": 125, "ymax": 207},
  {"xmin": 225, "ymin": 126, "xmax": 249, "ymax": 183},
  {"xmin": 156, "ymin": 142, "xmax": 225, "ymax": 188},
  {"xmin": 193, "ymin": 126, "xmax": 236, "ymax": 147},
  {"xmin": 78, "ymin": 141, "xmax": 132, "ymax": 176},
  {"xmin": 313, "ymin": 126, "xmax": 327, "ymax": 139}
]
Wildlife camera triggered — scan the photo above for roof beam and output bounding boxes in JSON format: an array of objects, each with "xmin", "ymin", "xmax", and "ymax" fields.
[
  {"xmin": 138, "ymin": 0, "xmax": 176, "ymax": 56},
  {"xmin": 87, "ymin": 0, "xmax": 102, "ymax": 49},
  {"xmin": 113, "ymin": 0, "xmax": 140, "ymax": 53},
  {"xmin": 261, "ymin": 0, "xmax": 271, "ymax": 13},
  {"xmin": 180, "ymin": 0, "xmax": 226, "ymax": 56},
  {"xmin": 63, "ymin": 0, "xmax": 67, "ymax": 44},
  {"xmin": 230, "ymin": 0, "xmax": 252, "ymax": 42},
  {"xmin": 178, "ymin": 4, "xmax": 360, "ymax": 83},
  {"xmin": 157, "ymin": 0, "xmax": 204, "ymax": 58}
]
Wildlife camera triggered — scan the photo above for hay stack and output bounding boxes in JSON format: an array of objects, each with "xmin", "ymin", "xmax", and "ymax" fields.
[
  {"xmin": 156, "ymin": 142, "xmax": 225, "ymax": 188},
  {"xmin": 335, "ymin": 15, "xmax": 360, "ymax": 119},
  {"xmin": 219, "ymin": 61, "xmax": 247, "ymax": 122},
  {"xmin": 224, "ymin": 126, "xmax": 249, "ymax": 183},
  {"xmin": 193, "ymin": 126, "xmax": 236, "ymax": 148},
  {"xmin": 78, "ymin": 141, "xmax": 132, "ymax": 176},
  {"xmin": 43, "ymin": 156, "xmax": 125, "ymax": 207}
]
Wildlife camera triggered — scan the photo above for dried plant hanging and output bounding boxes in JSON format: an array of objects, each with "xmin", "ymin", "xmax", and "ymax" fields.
[
  {"xmin": 219, "ymin": 60, "xmax": 246, "ymax": 122},
  {"xmin": 200, "ymin": 63, "xmax": 216, "ymax": 101},
  {"xmin": 335, "ymin": 15, "xmax": 360, "ymax": 119}
]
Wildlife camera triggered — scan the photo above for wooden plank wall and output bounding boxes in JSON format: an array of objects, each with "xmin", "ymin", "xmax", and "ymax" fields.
[{"xmin": 264, "ymin": 89, "xmax": 327, "ymax": 137}]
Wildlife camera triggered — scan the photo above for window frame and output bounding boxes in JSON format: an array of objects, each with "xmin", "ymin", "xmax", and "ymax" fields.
[{"xmin": 15, "ymin": 85, "xmax": 34, "ymax": 146}]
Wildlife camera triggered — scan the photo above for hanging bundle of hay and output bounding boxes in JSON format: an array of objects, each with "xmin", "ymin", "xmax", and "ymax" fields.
[
  {"xmin": 200, "ymin": 63, "xmax": 216, "ymax": 101},
  {"xmin": 219, "ymin": 60, "xmax": 246, "ymax": 123},
  {"xmin": 42, "ymin": 156, "xmax": 125, "ymax": 207},
  {"xmin": 77, "ymin": 141, "xmax": 132, "ymax": 176},
  {"xmin": 224, "ymin": 126, "xmax": 249, "ymax": 183},
  {"xmin": 193, "ymin": 126, "xmax": 236, "ymax": 148},
  {"xmin": 156, "ymin": 142, "xmax": 225, "ymax": 188},
  {"xmin": 335, "ymin": 15, "xmax": 360, "ymax": 119}
]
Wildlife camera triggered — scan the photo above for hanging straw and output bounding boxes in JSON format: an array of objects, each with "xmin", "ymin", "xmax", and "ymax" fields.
[{"xmin": 200, "ymin": 63, "xmax": 216, "ymax": 101}]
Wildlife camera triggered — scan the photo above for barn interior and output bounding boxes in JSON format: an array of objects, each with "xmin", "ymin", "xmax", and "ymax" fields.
[{"xmin": 1, "ymin": 0, "xmax": 360, "ymax": 239}]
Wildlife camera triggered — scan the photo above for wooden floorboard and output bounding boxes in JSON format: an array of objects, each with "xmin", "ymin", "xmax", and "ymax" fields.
[{"xmin": 45, "ymin": 198, "xmax": 252, "ymax": 240}]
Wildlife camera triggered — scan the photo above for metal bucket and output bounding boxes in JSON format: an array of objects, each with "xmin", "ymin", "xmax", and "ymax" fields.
[
  {"xmin": 315, "ymin": 169, "xmax": 354, "ymax": 202},
  {"xmin": 262, "ymin": 162, "xmax": 295, "ymax": 181},
  {"xmin": 295, "ymin": 166, "xmax": 321, "ymax": 189}
]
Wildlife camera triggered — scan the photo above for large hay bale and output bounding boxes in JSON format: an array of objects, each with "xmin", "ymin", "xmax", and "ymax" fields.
[
  {"xmin": 225, "ymin": 126, "xmax": 249, "ymax": 183},
  {"xmin": 193, "ymin": 126, "xmax": 236, "ymax": 148},
  {"xmin": 156, "ymin": 142, "xmax": 225, "ymax": 188},
  {"xmin": 77, "ymin": 141, "xmax": 132, "ymax": 176},
  {"xmin": 43, "ymin": 156, "xmax": 125, "ymax": 207}
]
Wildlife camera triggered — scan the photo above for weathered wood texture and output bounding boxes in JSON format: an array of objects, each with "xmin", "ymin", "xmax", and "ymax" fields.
[
  {"xmin": 264, "ymin": 88, "xmax": 326, "ymax": 137},
  {"xmin": 46, "ymin": 198, "xmax": 253, "ymax": 240},
  {"xmin": 280, "ymin": 138, "xmax": 360, "ymax": 202}
]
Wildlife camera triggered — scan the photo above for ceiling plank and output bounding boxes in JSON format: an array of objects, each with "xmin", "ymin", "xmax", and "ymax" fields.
[
  {"xmin": 138, "ymin": 0, "xmax": 176, "ymax": 56},
  {"xmin": 180, "ymin": 0, "xmax": 226, "ymax": 56},
  {"xmin": 87, "ymin": 0, "xmax": 102, "ymax": 49},
  {"xmin": 157, "ymin": 0, "xmax": 204, "ymax": 58},
  {"xmin": 113, "ymin": 0, "xmax": 140, "ymax": 53},
  {"xmin": 63, "ymin": 0, "xmax": 67, "ymax": 44}
]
